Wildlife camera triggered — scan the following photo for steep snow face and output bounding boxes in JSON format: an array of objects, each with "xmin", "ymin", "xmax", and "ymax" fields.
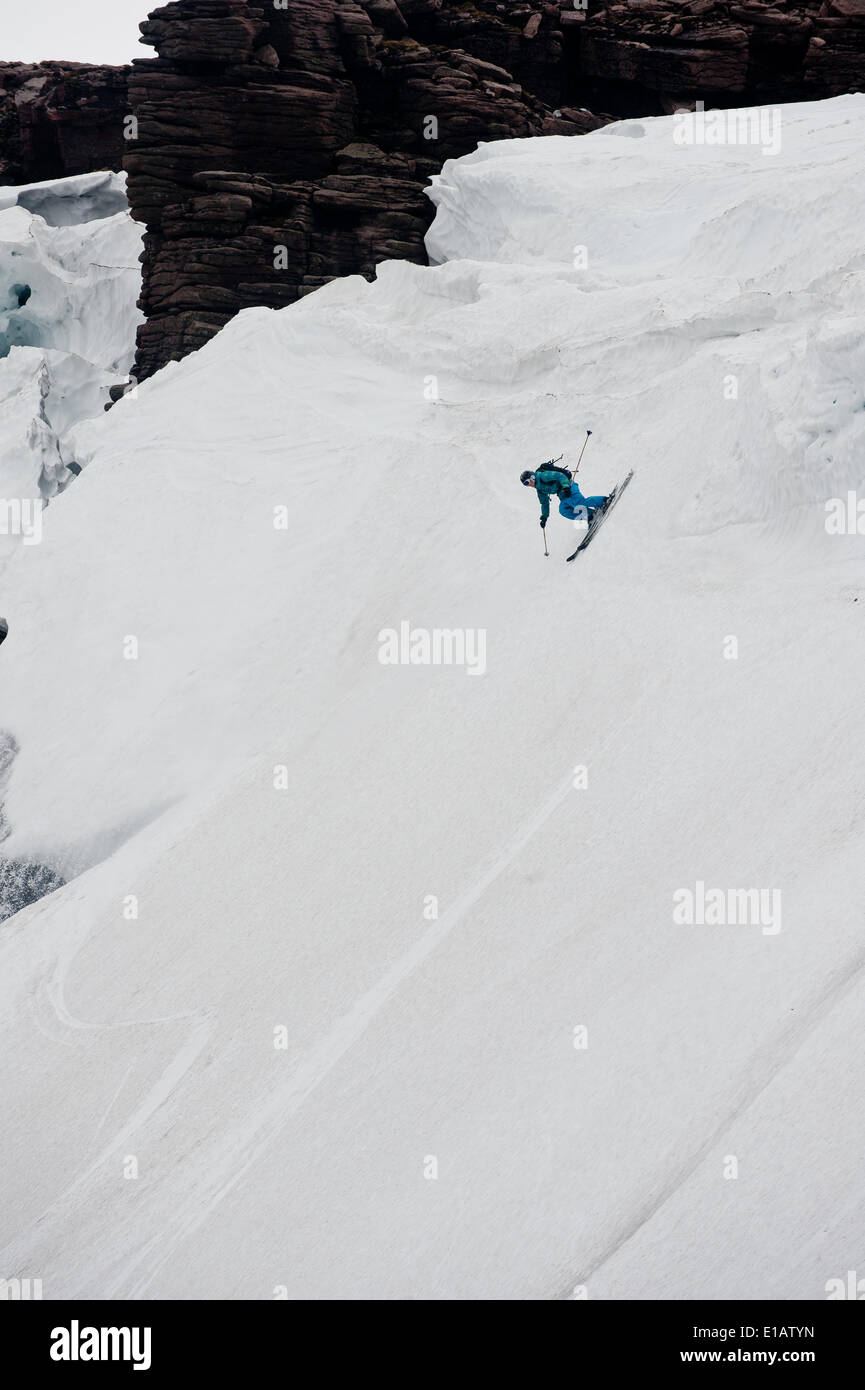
[
  {"xmin": 425, "ymin": 99, "xmax": 865, "ymax": 539},
  {"xmin": 0, "ymin": 171, "xmax": 143, "ymax": 564},
  {"xmin": 1, "ymin": 98, "xmax": 864, "ymax": 1300}
]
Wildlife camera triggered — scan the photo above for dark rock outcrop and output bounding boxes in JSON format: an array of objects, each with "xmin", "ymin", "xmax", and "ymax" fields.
[
  {"xmin": 573, "ymin": 1, "xmax": 865, "ymax": 114},
  {"xmin": 0, "ymin": 62, "xmax": 130, "ymax": 184},
  {"xmin": 3, "ymin": 3, "xmax": 864, "ymax": 380},
  {"xmin": 124, "ymin": 0, "xmax": 603, "ymax": 379},
  {"xmin": 121, "ymin": 0, "xmax": 865, "ymax": 380}
]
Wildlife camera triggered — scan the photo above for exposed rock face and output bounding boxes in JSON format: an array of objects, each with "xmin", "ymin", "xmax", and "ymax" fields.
[
  {"xmin": 0, "ymin": 63, "xmax": 130, "ymax": 185},
  {"xmin": 575, "ymin": 2, "xmax": 865, "ymax": 113},
  {"xmin": 3, "ymin": 3, "xmax": 864, "ymax": 380},
  {"xmin": 122, "ymin": 0, "xmax": 865, "ymax": 380},
  {"xmin": 125, "ymin": 0, "xmax": 601, "ymax": 379}
]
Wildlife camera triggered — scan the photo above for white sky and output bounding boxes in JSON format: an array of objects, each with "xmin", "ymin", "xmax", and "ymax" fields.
[{"xmin": 3, "ymin": 0, "xmax": 149, "ymax": 65}]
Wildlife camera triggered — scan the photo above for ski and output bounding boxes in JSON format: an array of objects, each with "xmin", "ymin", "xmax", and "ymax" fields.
[{"xmin": 566, "ymin": 470, "xmax": 634, "ymax": 562}]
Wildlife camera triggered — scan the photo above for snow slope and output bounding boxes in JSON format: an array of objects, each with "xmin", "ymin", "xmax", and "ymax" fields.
[
  {"xmin": 0, "ymin": 171, "xmax": 143, "ymax": 567},
  {"xmin": 1, "ymin": 97, "xmax": 864, "ymax": 1299}
]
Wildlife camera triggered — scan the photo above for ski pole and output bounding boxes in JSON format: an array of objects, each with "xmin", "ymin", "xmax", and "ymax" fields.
[
  {"xmin": 574, "ymin": 429, "xmax": 592, "ymax": 473},
  {"xmin": 542, "ymin": 526, "xmax": 549, "ymax": 557},
  {"xmin": 537, "ymin": 455, "xmax": 562, "ymax": 556}
]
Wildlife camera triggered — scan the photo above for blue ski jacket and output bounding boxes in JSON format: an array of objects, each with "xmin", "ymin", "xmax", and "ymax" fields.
[{"xmin": 534, "ymin": 465, "xmax": 573, "ymax": 520}]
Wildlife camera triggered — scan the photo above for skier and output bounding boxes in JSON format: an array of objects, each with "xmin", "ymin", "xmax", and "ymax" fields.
[{"xmin": 520, "ymin": 460, "xmax": 609, "ymax": 530}]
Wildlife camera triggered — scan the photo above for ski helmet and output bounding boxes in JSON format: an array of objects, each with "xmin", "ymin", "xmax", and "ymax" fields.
[{"xmin": 520, "ymin": 470, "xmax": 535, "ymax": 486}]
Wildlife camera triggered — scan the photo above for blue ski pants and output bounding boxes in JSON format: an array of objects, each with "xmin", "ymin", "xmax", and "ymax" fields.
[{"xmin": 559, "ymin": 482, "xmax": 607, "ymax": 522}]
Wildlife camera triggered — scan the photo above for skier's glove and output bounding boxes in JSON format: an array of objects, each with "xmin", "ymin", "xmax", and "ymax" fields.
[{"xmin": 539, "ymin": 517, "xmax": 547, "ymax": 529}]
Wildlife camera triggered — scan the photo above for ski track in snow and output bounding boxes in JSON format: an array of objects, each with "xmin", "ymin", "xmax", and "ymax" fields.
[
  {"xmin": 560, "ymin": 941, "xmax": 865, "ymax": 1298},
  {"xmin": 2, "ymin": 99, "xmax": 865, "ymax": 1298},
  {"xmin": 118, "ymin": 619, "xmax": 851, "ymax": 1298},
  {"xmin": 95, "ymin": 676, "xmax": 666, "ymax": 1297}
]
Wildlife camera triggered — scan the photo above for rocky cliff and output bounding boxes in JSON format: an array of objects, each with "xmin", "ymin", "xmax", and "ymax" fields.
[
  {"xmin": 124, "ymin": 0, "xmax": 602, "ymax": 379},
  {"xmin": 2, "ymin": 2, "xmax": 863, "ymax": 381},
  {"xmin": 0, "ymin": 62, "xmax": 130, "ymax": 185},
  {"xmin": 120, "ymin": 0, "xmax": 865, "ymax": 380},
  {"xmin": 576, "ymin": 1, "xmax": 865, "ymax": 114}
]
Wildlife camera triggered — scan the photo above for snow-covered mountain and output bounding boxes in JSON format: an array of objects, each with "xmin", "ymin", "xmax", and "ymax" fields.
[{"xmin": 1, "ymin": 97, "xmax": 864, "ymax": 1300}]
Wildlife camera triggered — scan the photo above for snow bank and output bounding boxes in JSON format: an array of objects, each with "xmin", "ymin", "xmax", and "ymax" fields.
[
  {"xmin": 0, "ymin": 99, "xmax": 864, "ymax": 1299},
  {"xmin": 426, "ymin": 96, "xmax": 865, "ymax": 536},
  {"xmin": 0, "ymin": 170, "xmax": 143, "ymax": 563},
  {"xmin": 0, "ymin": 171, "xmax": 141, "ymax": 370}
]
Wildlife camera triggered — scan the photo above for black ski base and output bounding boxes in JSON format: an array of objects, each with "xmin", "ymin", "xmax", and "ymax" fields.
[{"xmin": 566, "ymin": 470, "xmax": 634, "ymax": 562}]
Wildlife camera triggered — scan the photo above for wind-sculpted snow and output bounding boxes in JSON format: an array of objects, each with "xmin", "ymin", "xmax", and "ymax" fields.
[
  {"xmin": 11, "ymin": 173, "xmax": 130, "ymax": 229},
  {"xmin": 426, "ymin": 96, "xmax": 865, "ymax": 536},
  {"xmin": 0, "ymin": 171, "xmax": 143, "ymax": 560},
  {"xmin": 0, "ymin": 99, "xmax": 864, "ymax": 1299},
  {"xmin": 0, "ymin": 172, "xmax": 142, "ymax": 369}
]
